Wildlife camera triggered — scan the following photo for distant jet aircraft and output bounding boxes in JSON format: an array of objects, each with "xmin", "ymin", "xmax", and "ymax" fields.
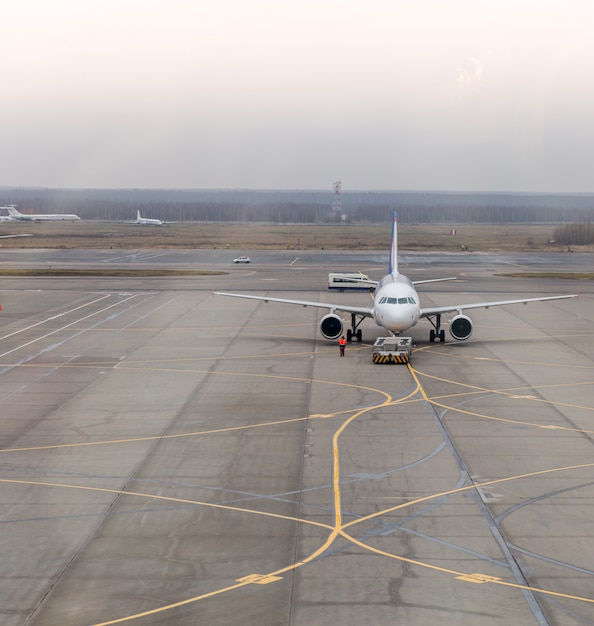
[
  {"xmin": 4, "ymin": 206, "xmax": 80, "ymax": 222},
  {"xmin": 216, "ymin": 213, "xmax": 577, "ymax": 344},
  {"xmin": 133, "ymin": 210, "xmax": 164, "ymax": 226}
]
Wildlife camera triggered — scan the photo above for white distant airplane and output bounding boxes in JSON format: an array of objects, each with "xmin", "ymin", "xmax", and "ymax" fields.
[
  {"xmin": 4, "ymin": 206, "xmax": 80, "ymax": 222},
  {"xmin": 133, "ymin": 211, "xmax": 164, "ymax": 226},
  {"xmin": 215, "ymin": 213, "xmax": 578, "ymax": 343}
]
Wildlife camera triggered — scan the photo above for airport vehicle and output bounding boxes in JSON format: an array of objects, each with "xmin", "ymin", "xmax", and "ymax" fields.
[
  {"xmin": 215, "ymin": 213, "xmax": 577, "ymax": 343},
  {"xmin": 133, "ymin": 211, "xmax": 164, "ymax": 226},
  {"xmin": 234, "ymin": 256, "xmax": 251, "ymax": 263},
  {"xmin": 328, "ymin": 272, "xmax": 378, "ymax": 291},
  {"xmin": 372, "ymin": 336, "xmax": 412, "ymax": 363},
  {"xmin": 4, "ymin": 206, "xmax": 80, "ymax": 221}
]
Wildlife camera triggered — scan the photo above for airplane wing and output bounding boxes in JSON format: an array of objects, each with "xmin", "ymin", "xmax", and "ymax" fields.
[
  {"xmin": 420, "ymin": 293, "xmax": 577, "ymax": 318},
  {"xmin": 214, "ymin": 291, "xmax": 374, "ymax": 318}
]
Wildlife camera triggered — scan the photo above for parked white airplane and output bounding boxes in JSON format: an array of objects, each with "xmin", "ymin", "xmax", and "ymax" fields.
[
  {"xmin": 133, "ymin": 211, "xmax": 164, "ymax": 226},
  {"xmin": 215, "ymin": 213, "xmax": 577, "ymax": 343},
  {"xmin": 5, "ymin": 206, "xmax": 80, "ymax": 222}
]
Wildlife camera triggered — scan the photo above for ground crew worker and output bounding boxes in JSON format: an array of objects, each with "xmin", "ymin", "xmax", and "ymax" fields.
[{"xmin": 339, "ymin": 335, "xmax": 347, "ymax": 357}]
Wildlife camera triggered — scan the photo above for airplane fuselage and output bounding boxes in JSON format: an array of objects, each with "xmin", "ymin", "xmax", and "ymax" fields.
[
  {"xmin": 14, "ymin": 215, "xmax": 80, "ymax": 221},
  {"xmin": 5, "ymin": 208, "xmax": 80, "ymax": 221},
  {"xmin": 373, "ymin": 273, "xmax": 421, "ymax": 334}
]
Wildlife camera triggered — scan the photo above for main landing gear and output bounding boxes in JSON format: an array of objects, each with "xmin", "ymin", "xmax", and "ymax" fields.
[
  {"xmin": 346, "ymin": 313, "xmax": 363, "ymax": 343},
  {"xmin": 428, "ymin": 313, "xmax": 446, "ymax": 343}
]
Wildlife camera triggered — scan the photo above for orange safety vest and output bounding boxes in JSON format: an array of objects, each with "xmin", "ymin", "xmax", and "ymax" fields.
[{"xmin": 339, "ymin": 338, "xmax": 347, "ymax": 347}]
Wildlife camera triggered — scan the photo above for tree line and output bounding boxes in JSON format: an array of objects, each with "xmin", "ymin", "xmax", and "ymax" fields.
[
  {"xmin": 553, "ymin": 221, "xmax": 594, "ymax": 245},
  {"xmin": 1, "ymin": 187, "xmax": 594, "ymax": 225}
]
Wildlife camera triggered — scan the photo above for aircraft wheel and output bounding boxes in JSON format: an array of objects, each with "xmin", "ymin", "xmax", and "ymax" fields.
[
  {"xmin": 439, "ymin": 329, "xmax": 445, "ymax": 342},
  {"xmin": 429, "ymin": 329, "xmax": 436, "ymax": 343},
  {"xmin": 346, "ymin": 329, "xmax": 353, "ymax": 342},
  {"xmin": 356, "ymin": 329, "xmax": 362, "ymax": 342}
]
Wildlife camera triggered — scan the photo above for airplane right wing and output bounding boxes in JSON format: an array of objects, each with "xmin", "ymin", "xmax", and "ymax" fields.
[{"xmin": 214, "ymin": 291, "xmax": 374, "ymax": 318}]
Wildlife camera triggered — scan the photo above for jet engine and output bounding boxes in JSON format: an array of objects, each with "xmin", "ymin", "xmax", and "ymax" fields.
[
  {"xmin": 320, "ymin": 313, "xmax": 343, "ymax": 340},
  {"xmin": 449, "ymin": 314, "xmax": 473, "ymax": 341}
]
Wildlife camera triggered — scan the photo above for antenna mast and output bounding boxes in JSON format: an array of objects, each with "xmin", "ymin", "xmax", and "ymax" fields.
[{"xmin": 332, "ymin": 181, "xmax": 342, "ymax": 220}]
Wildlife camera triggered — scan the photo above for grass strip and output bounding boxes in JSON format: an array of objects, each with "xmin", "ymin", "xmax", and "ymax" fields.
[
  {"xmin": 498, "ymin": 272, "xmax": 594, "ymax": 280},
  {"xmin": 0, "ymin": 269, "xmax": 226, "ymax": 277}
]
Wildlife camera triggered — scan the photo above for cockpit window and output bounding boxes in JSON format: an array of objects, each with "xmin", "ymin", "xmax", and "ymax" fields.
[{"xmin": 380, "ymin": 296, "xmax": 416, "ymax": 305}]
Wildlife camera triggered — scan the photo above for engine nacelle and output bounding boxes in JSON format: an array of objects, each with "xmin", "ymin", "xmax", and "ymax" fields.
[
  {"xmin": 449, "ymin": 314, "xmax": 473, "ymax": 341},
  {"xmin": 320, "ymin": 313, "xmax": 343, "ymax": 340}
]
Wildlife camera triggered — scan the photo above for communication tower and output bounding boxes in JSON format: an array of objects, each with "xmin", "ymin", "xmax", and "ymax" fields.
[{"xmin": 332, "ymin": 181, "xmax": 342, "ymax": 218}]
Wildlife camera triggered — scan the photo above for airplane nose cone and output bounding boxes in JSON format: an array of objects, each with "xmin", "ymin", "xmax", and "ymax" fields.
[{"xmin": 377, "ymin": 304, "xmax": 418, "ymax": 333}]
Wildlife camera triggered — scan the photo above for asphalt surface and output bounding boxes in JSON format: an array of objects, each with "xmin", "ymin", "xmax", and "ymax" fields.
[{"xmin": 0, "ymin": 249, "xmax": 592, "ymax": 625}]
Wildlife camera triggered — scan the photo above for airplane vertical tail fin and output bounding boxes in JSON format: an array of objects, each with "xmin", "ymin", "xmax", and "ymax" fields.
[
  {"xmin": 388, "ymin": 212, "xmax": 398, "ymax": 276},
  {"xmin": 136, "ymin": 211, "xmax": 141, "ymax": 221}
]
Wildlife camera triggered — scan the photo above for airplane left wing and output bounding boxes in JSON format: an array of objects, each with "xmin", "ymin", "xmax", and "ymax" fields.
[
  {"xmin": 214, "ymin": 291, "xmax": 374, "ymax": 318},
  {"xmin": 420, "ymin": 293, "xmax": 578, "ymax": 318}
]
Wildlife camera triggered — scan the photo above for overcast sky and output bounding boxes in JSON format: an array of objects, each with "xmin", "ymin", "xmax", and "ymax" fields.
[{"xmin": 2, "ymin": 1, "xmax": 594, "ymax": 192}]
